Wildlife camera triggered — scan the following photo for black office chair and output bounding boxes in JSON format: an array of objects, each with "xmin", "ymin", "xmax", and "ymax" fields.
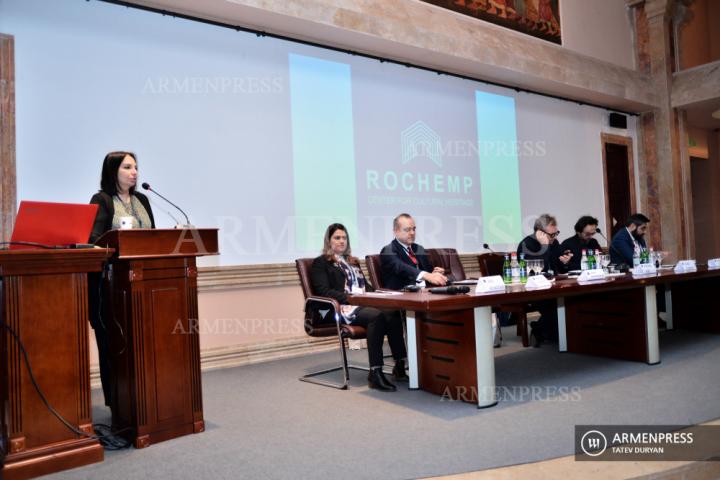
[
  {"xmin": 427, "ymin": 248, "xmax": 468, "ymax": 282},
  {"xmin": 477, "ymin": 252, "xmax": 534, "ymax": 347},
  {"xmin": 364, "ymin": 254, "xmax": 385, "ymax": 290},
  {"xmin": 295, "ymin": 258, "xmax": 370, "ymax": 389}
]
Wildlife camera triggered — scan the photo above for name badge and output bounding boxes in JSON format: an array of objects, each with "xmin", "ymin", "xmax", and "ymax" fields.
[
  {"xmin": 674, "ymin": 260, "xmax": 697, "ymax": 273},
  {"xmin": 526, "ymin": 275, "xmax": 552, "ymax": 290},
  {"xmin": 577, "ymin": 269, "xmax": 606, "ymax": 283},
  {"xmin": 475, "ymin": 275, "xmax": 506, "ymax": 294},
  {"xmin": 632, "ymin": 263, "xmax": 657, "ymax": 277}
]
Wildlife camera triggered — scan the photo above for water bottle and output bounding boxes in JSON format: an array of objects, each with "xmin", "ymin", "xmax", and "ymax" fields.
[
  {"xmin": 650, "ymin": 247, "xmax": 658, "ymax": 268},
  {"xmin": 519, "ymin": 253, "xmax": 527, "ymax": 284},
  {"xmin": 633, "ymin": 249, "xmax": 641, "ymax": 267},
  {"xmin": 580, "ymin": 249, "xmax": 588, "ymax": 271},
  {"xmin": 510, "ymin": 252, "xmax": 520, "ymax": 283},
  {"xmin": 503, "ymin": 254, "xmax": 512, "ymax": 284}
]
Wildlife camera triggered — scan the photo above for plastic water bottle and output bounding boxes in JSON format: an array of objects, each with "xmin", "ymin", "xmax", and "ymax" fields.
[
  {"xmin": 633, "ymin": 249, "xmax": 641, "ymax": 267},
  {"xmin": 519, "ymin": 253, "xmax": 527, "ymax": 284},
  {"xmin": 511, "ymin": 252, "xmax": 520, "ymax": 283},
  {"xmin": 503, "ymin": 254, "xmax": 512, "ymax": 284},
  {"xmin": 580, "ymin": 249, "xmax": 588, "ymax": 271}
]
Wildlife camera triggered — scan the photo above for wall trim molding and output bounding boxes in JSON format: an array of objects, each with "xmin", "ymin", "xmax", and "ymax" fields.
[
  {"xmin": 198, "ymin": 253, "xmax": 482, "ymax": 291},
  {"xmin": 90, "ymin": 335, "xmax": 338, "ymax": 388}
]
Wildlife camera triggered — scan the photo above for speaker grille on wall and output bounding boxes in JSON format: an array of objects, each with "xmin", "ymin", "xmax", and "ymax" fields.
[{"xmin": 609, "ymin": 113, "xmax": 627, "ymax": 129}]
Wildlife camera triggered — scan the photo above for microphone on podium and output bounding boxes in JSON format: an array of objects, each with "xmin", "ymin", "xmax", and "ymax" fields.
[
  {"xmin": 483, "ymin": 243, "xmax": 497, "ymax": 253},
  {"xmin": 141, "ymin": 182, "xmax": 193, "ymax": 228}
]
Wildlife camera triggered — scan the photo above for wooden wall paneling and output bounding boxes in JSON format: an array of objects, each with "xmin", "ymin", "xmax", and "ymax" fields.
[{"xmin": 0, "ymin": 34, "xmax": 17, "ymax": 243}]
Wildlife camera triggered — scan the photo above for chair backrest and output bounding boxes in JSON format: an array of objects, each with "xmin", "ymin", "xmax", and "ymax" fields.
[
  {"xmin": 364, "ymin": 254, "xmax": 384, "ymax": 290},
  {"xmin": 295, "ymin": 258, "xmax": 336, "ymax": 337},
  {"xmin": 477, "ymin": 252, "xmax": 506, "ymax": 277},
  {"xmin": 295, "ymin": 258, "xmax": 315, "ymax": 300},
  {"xmin": 427, "ymin": 248, "xmax": 466, "ymax": 281}
]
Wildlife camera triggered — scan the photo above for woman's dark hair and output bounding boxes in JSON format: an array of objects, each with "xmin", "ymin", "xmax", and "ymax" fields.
[
  {"xmin": 100, "ymin": 151, "xmax": 137, "ymax": 195},
  {"xmin": 322, "ymin": 223, "xmax": 358, "ymax": 264},
  {"xmin": 574, "ymin": 215, "xmax": 599, "ymax": 234}
]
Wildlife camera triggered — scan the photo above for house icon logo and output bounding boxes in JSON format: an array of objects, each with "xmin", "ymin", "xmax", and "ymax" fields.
[{"xmin": 401, "ymin": 121, "xmax": 442, "ymax": 167}]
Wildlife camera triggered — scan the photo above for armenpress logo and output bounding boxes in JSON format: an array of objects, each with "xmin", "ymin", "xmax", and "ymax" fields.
[
  {"xmin": 401, "ymin": 121, "xmax": 442, "ymax": 167},
  {"xmin": 580, "ymin": 430, "xmax": 608, "ymax": 457}
]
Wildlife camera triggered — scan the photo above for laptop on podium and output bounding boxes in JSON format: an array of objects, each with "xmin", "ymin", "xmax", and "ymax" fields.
[{"xmin": 8, "ymin": 201, "xmax": 98, "ymax": 250}]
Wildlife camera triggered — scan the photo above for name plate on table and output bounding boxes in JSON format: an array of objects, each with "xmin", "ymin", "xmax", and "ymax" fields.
[
  {"xmin": 577, "ymin": 269, "xmax": 606, "ymax": 283},
  {"xmin": 708, "ymin": 258, "xmax": 720, "ymax": 269},
  {"xmin": 475, "ymin": 275, "xmax": 506, "ymax": 293},
  {"xmin": 632, "ymin": 264, "xmax": 657, "ymax": 277},
  {"xmin": 674, "ymin": 260, "xmax": 697, "ymax": 273},
  {"xmin": 525, "ymin": 275, "xmax": 552, "ymax": 290}
]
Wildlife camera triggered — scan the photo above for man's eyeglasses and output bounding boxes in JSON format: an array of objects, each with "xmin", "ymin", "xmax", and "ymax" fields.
[{"xmin": 541, "ymin": 229, "xmax": 560, "ymax": 239}]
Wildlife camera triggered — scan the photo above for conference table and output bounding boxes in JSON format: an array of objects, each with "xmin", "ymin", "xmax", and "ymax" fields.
[{"xmin": 347, "ymin": 267, "xmax": 720, "ymax": 408}]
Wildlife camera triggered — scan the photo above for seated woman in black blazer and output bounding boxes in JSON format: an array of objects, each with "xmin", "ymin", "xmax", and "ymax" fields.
[
  {"xmin": 310, "ymin": 223, "xmax": 407, "ymax": 392},
  {"xmin": 88, "ymin": 151, "xmax": 155, "ymax": 406}
]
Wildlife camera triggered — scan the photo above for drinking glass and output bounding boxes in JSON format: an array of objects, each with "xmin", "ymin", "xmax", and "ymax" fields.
[{"xmin": 599, "ymin": 254, "xmax": 611, "ymax": 272}]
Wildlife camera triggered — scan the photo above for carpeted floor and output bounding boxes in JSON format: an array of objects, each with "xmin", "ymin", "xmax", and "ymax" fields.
[{"xmin": 43, "ymin": 328, "xmax": 720, "ymax": 480}]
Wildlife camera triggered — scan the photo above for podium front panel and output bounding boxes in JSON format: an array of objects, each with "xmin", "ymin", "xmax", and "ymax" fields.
[
  {"xmin": 107, "ymin": 256, "xmax": 204, "ymax": 447},
  {"xmin": 1, "ymin": 249, "xmax": 109, "ymax": 479}
]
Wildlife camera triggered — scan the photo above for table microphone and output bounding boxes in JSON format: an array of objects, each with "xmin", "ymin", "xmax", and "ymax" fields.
[
  {"xmin": 141, "ymin": 182, "xmax": 193, "ymax": 228},
  {"xmin": 595, "ymin": 227, "xmax": 608, "ymax": 244},
  {"xmin": 483, "ymin": 243, "xmax": 497, "ymax": 253},
  {"xmin": 429, "ymin": 286, "xmax": 470, "ymax": 295}
]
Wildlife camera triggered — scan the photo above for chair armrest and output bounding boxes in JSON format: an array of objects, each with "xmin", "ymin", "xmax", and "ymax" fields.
[{"xmin": 305, "ymin": 296, "xmax": 341, "ymax": 322}]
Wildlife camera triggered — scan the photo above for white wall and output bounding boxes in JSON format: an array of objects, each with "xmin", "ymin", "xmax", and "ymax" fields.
[{"xmin": 561, "ymin": 0, "xmax": 635, "ymax": 70}]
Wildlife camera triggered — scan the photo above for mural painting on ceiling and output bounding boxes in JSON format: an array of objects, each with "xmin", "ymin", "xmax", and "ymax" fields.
[{"xmin": 422, "ymin": 0, "xmax": 561, "ymax": 44}]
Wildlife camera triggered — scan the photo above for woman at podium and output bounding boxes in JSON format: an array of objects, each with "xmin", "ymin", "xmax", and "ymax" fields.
[
  {"xmin": 309, "ymin": 223, "xmax": 408, "ymax": 392},
  {"xmin": 88, "ymin": 151, "xmax": 155, "ymax": 406},
  {"xmin": 89, "ymin": 151, "xmax": 155, "ymax": 242}
]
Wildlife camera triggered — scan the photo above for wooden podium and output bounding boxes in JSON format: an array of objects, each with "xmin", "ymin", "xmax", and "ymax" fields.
[
  {"xmin": 1, "ymin": 248, "xmax": 112, "ymax": 480},
  {"xmin": 94, "ymin": 229, "xmax": 218, "ymax": 448}
]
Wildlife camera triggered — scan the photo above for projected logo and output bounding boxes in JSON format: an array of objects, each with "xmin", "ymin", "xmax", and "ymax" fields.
[
  {"xmin": 401, "ymin": 121, "xmax": 442, "ymax": 167},
  {"xmin": 366, "ymin": 120, "xmax": 474, "ymax": 202}
]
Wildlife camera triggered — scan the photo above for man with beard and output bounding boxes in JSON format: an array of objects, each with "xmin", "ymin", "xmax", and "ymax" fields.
[
  {"xmin": 610, "ymin": 213, "xmax": 650, "ymax": 267},
  {"xmin": 559, "ymin": 215, "xmax": 603, "ymax": 272}
]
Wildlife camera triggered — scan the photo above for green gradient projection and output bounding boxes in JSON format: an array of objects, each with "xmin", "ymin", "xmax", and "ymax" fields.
[
  {"xmin": 289, "ymin": 54, "xmax": 357, "ymax": 251},
  {"xmin": 476, "ymin": 91, "xmax": 522, "ymax": 244}
]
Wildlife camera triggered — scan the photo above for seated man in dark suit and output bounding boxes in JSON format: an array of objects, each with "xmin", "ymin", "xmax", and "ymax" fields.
[
  {"xmin": 610, "ymin": 213, "xmax": 650, "ymax": 267},
  {"xmin": 560, "ymin": 215, "xmax": 603, "ymax": 272},
  {"xmin": 517, "ymin": 214, "xmax": 572, "ymax": 347},
  {"xmin": 380, "ymin": 213, "xmax": 448, "ymax": 290}
]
